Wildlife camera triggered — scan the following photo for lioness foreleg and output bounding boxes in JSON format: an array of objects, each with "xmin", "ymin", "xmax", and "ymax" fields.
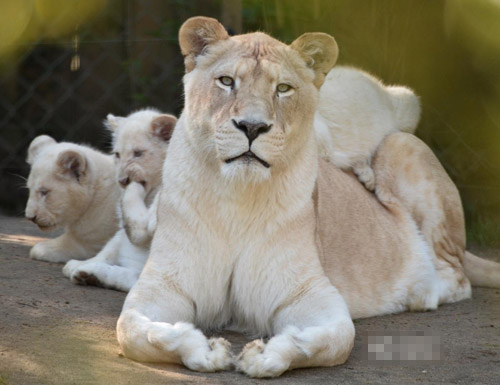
[
  {"xmin": 117, "ymin": 287, "xmax": 233, "ymax": 371},
  {"xmin": 236, "ymin": 284, "xmax": 354, "ymax": 377}
]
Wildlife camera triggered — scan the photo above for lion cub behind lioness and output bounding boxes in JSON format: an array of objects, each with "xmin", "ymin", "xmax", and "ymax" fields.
[
  {"xmin": 25, "ymin": 136, "xmax": 120, "ymax": 262},
  {"xmin": 63, "ymin": 109, "xmax": 177, "ymax": 291},
  {"xmin": 315, "ymin": 66, "xmax": 421, "ymax": 190}
]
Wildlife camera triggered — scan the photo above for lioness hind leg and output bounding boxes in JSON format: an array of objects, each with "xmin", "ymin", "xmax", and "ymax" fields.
[
  {"xmin": 372, "ymin": 132, "xmax": 471, "ymax": 304},
  {"xmin": 236, "ymin": 285, "xmax": 354, "ymax": 378}
]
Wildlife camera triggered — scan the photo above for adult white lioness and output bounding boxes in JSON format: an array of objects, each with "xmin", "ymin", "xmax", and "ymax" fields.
[{"xmin": 117, "ymin": 17, "xmax": 500, "ymax": 377}]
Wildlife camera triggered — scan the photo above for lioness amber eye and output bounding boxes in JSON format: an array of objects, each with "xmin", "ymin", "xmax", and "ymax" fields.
[
  {"xmin": 134, "ymin": 150, "xmax": 143, "ymax": 157},
  {"xmin": 277, "ymin": 83, "xmax": 292, "ymax": 93},
  {"xmin": 219, "ymin": 76, "xmax": 234, "ymax": 87}
]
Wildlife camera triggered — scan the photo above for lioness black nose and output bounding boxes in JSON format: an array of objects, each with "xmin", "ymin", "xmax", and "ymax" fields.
[
  {"xmin": 232, "ymin": 119, "xmax": 272, "ymax": 144},
  {"xmin": 119, "ymin": 177, "xmax": 130, "ymax": 187}
]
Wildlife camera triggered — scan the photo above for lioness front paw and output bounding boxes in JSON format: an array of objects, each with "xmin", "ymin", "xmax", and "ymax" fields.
[
  {"xmin": 184, "ymin": 337, "xmax": 233, "ymax": 372},
  {"xmin": 236, "ymin": 339, "xmax": 288, "ymax": 378}
]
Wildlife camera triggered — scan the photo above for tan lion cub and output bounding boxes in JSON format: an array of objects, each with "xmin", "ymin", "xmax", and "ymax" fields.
[
  {"xmin": 315, "ymin": 66, "xmax": 421, "ymax": 190},
  {"xmin": 63, "ymin": 109, "xmax": 177, "ymax": 291},
  {"xmin": 25, "ymin": 136, "xmax": 120, "ymax": 263}
]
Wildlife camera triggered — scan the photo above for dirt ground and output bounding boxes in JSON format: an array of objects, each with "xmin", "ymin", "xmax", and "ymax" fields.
[{"xmin": 0, "ymin": 215, "xmax": 499, "ymax": 385}]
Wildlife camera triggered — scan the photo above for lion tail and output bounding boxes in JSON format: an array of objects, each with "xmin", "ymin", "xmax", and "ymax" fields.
[
  {"xmin": 463, "ymin": 251, "xmax": 500, "ymax": 288},
  {"xmin": 387, "ymin": 85, "xmax": 421, "ymax": 134}
]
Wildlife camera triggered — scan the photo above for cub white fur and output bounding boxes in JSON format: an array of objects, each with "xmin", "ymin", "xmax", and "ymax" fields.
[
  {"xmin": 25, "ymin": 136, "xmax": 120, "ymax": 263},
  {"xmin": 315, "ymin": 66, "xmax": 421, "ymax": 190},
  {"xmin": 63, "ymin": 109, "xmax": 176, "ymax": 291}
]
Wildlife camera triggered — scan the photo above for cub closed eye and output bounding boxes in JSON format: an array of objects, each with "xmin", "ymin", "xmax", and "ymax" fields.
[
  {"xmin": 218, "ymin": 76, "xmax": 234, "ymax": 88},
  {"xmin": 277, "ymin": 83, "xmax": 293, "ymax": 93},
  {"xmin": 133, "ymin": 150, "xmax": 144, "ymax": 158},
  {"xmin": 39, "ymin": 188, "xmax": 49, "ymax": 196},
  {"xmin": 114, "ymin": 152, "xmax": 120, "ymax": 159}
]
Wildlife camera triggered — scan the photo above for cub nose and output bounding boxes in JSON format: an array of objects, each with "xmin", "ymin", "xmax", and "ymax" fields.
[
  {"xmin": 27, "ymin": 215, "xmax": 37, "ymax": 223},
  {"xmin": 119, "ymin": 177, "xmax": 130, "ymax": 187},
  {"xmin": 232, "ymin": 119, "xmax": 272, "ymax": 144}
]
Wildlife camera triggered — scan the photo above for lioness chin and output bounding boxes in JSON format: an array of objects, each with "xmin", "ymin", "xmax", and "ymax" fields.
[{"xmin": 117, "ymin": 17, "xmax": 500, "ymax": 378}]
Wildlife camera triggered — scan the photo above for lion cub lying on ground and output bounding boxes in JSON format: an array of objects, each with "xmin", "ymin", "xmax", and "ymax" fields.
[
  {"xmin": 315, "ymin": 66, "xmax": 421, "ymax": 190},
  {"xmin": 25, "ymin": 136, "xmax": 120, "ymax": 263},
  {"xmin": 63, "ymin": 109, "xmax": 176, "ymax": 291}
]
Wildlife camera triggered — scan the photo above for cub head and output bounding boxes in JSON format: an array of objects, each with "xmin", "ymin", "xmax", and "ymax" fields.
[
  {"xmin": 179, "ymin": 16, "xmax": 338, "ymax": 183},
  {"xmin": 105, "ymin": 109, "xmax": 177, "ymax": 196},
  {"xmin": 25, "ymin": 136, "xmax": 94, "ymax": 231}
]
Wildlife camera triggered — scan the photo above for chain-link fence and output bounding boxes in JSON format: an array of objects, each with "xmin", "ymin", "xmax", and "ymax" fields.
[{"xmin": 1, "ymin": 0, "xmax": 499, "ymax": 244}]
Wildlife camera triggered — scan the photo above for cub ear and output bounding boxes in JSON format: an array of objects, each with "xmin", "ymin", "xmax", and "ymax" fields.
[
  {"xmin": 290, "ymin": 33, "xmax": 339, "ymax": 88},
  {"xmin": 150, "ymin": 114, "xmax": 177, "ymax": 142},
  {"xmin": 104, "ymin": 113, "xmax": 125, "ymax": 132},
  {"xmin": 179, "ymin": 16, "xmax": 229, "ymax": 72},
  {"xmin": 57, "ymin": 150, "xmax": 87, "ymax": 181},
  {"xmin": 27, "ymin": 135, "xmax": 56, "ymax": 165}
]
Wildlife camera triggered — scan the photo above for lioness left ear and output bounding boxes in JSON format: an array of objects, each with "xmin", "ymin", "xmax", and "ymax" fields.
[
  {"xmin": 179, "ymin": 16, "xmax": 229, "ymax": 72},
  {"xmin": 290, "ymin": 33, "xmax": 339, "ymax": 88},
  {"xmin": 57, "ymin": 150, "xmax": 87, "ymax": 181},
  {"xmin": 150, "ymin": 114, "xmax": 177, "ymax": 142}
]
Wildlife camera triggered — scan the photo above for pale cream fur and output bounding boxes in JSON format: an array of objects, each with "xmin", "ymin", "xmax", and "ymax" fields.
[
  {"xmin": 315, "ymin": 66, "xmax": 421, "ymax": 190},
  {"xmin": 25, "ymin": 135, "xmax": 120, "ymax": 263},
  {"xmin": 116, "ymin": 17, "xmax": 499, "ymax": 378},
  {"xmin": 63, "ymin": 109, "xmax": 176, "ymax": 291}
]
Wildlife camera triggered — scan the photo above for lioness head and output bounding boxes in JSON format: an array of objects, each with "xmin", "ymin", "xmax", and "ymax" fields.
[
  {"xmin": 179, "ymin": 17, "xmax": 338, "ymax": 182},
  {"xmin": 25, "ymin": 135, "xmax": 94, "ymax": 231},
  {"xmin": 105, "ymin": 109, "xmax": 177, "ymax": 196}
]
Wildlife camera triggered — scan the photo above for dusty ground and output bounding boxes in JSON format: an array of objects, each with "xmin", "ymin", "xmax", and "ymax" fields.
[{"xmin": 0, "ymin": 214, "xmax": 499, "ymax": 385}]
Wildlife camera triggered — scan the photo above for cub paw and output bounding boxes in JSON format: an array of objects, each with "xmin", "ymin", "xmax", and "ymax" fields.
[
  {"xmin": 30, "ymin": 242, "xmax": 69, "ymax": 263},
  {"xmin": 72, "ymin": 270, "xmax": 104, "ymax": 288},
  {"xmin": 236, "ymin": 339, "xmax": 287, "ymax": 378},
  {"xmin": 354, "ymin": 165, "xmax": 375, "ymax": 192}
]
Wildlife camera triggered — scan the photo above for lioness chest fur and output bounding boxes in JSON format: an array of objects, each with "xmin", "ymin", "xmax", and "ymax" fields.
[{"xmin": 116, "ymin": 17, "xmax": 478, "ymax": 378}]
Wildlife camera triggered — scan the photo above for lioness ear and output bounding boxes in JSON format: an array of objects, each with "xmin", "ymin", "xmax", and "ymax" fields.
[
  {"xmin": 57, "ymin": 150, "xmax": 87, "ymax": 181},
  {"xmin": 179, "ymin": 16, "xmax": 229, "ymax": 72},
  {"xmin": 150, "ymin": 114, "xmax": 177, "ymax": 142},
  {"xmin": 27, "ymin": 135, "xmax": 56, "ymax": 165},
  {"xmin": 290, "ymin": 33, "xmax": 339, "ymax": 88},
  {"xmin": 104, "ymin": 114, "xmax": 125, "ymax": 132}
]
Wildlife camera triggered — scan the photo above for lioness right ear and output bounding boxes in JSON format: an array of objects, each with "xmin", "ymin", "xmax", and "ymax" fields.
[
  {"xmin": 27, "ymin": 135, "xmax": 56, "ymax": 165},
  {"xmin": 290, "ymin": 33, "xmax": 339, "ymax": 88},
  {"xmin": 57, "ymin": 150, "xmax": 87, "ymax": 182},
  {"xmin": 179, "ymin": 16, "xmax": 229, "ymax": 72},
  {"xmin": 104, "ymin": 114, "xmax": 125, "ymax": 132},
  {"xmin": 150, "ymin": 114, "xmax": 177, "ymax": 142}
]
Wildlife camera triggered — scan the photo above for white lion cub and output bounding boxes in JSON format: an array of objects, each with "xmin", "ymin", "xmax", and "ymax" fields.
[
  {"xmin": 315, "ymin": 66, "xmax": 421, "ymax": 190},
  {"xmin": 63, "ymin": 109, "xmax": 177, "ymax": 291},
  {"xmin": 25, "ymin": 136, "xmax": 120, "ymax": 263}
]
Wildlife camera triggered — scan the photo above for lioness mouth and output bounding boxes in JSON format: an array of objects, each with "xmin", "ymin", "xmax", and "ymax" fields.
[{"xmin": 225, "ymin": 151, "xmax": 270, "ymax": 168}]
